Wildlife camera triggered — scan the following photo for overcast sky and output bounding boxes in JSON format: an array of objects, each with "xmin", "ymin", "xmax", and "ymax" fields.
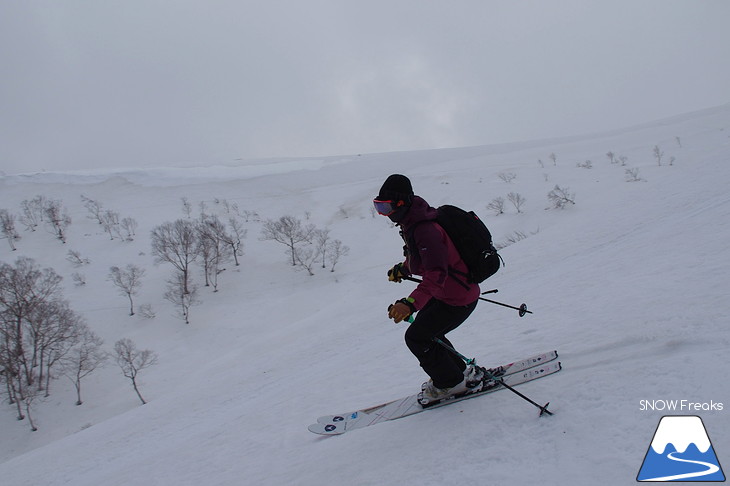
[{"xmin": 1, "ymin": 1, "xmax": 729, "ymax": 175}]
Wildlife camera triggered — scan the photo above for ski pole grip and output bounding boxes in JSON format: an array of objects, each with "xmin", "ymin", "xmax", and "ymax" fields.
[{"xmin": 387, "ymin": 304, "xmax": 414, "ymax": 323}]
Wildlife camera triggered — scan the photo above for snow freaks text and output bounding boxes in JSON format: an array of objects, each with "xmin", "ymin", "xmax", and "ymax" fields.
[{"xmin": 639, "ymin": 400, "xmax": 724, "ymax": 412}]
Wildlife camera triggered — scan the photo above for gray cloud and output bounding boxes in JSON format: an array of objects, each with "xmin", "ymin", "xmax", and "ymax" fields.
[{"xmin": 2, "ymin": 0, "xmax": 729, "ymax": 174}]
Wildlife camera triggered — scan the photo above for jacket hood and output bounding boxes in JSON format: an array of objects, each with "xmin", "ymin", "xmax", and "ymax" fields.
[{"xmin": 398, "ymin": 196, "xmax": 437, "ymax": 229}]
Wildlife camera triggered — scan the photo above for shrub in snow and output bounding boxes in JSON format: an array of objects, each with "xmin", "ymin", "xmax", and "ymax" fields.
[
  {"xmin": 486, "ymin": 197, "xmax": 505, "ymax": 215},
  {"xmin": 498, "ymin": 172, "xmax": 517, "ymax": 183},
  {"xmin": 0, "ymin": 209, "xmax": 20, "ymax": 250},
  {"xmin": 507, "ymin": 192, "xmax": 526, "ymax": 213},
  {"xmin": 653, "ymin": 145, "xmax": 664, "ymax": 166},
  {"xmin": 625, "ymin": 168, "xmax": 644, "ymax": 182},
  {"xmin": 547, "ymin": 185, "xmax": 575, "ymax": 209}
]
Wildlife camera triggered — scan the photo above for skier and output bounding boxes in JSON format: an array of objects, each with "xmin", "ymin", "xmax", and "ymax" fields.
[{"xmin": 373, "ymin": 174, "xmax": 484, "ymax": 405}]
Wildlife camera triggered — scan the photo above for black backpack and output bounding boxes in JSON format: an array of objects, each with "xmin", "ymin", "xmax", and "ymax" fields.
[{"xmin": 433, "ymin": 205, "xmax": 502, "ymax": 284}]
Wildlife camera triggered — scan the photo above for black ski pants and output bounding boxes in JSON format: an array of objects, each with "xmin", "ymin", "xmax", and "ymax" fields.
[{"xmin": 404, "ymin": 298, "xmax": 478, "ymax": 389}]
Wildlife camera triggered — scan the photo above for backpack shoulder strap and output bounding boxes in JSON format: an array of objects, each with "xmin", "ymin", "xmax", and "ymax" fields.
[{"xmin": 404, "ymin": 218, "xmax": 473, "ymax": 290}]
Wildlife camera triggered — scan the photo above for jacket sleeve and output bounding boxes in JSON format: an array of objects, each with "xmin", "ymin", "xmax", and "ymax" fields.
[{"xmin": 407, "ymin": 222, "xmax": 449, "ymax": 310}]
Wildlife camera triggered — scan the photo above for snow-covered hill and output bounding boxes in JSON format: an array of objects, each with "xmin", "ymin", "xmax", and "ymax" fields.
[{"xmin": 1, "ymin": 104, "xmax": 729, "ymax": 485}]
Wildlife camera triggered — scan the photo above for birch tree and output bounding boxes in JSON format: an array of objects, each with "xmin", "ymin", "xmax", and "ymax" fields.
[
  {"xmin": 114, "ymin": 338, "xmax": 158, "ymax": 405},
  {"xmin": 0, "ymin": 209, "xmax": 20, "ymax": 250},
  {"xmin": 65, "ymin": 325, "xmax": 107, "ymax": 405},
  {"xmin": 108, "ymin": 264, "xmax": 145, "ymax": 316},
  {"xmin": 150, "ymin": 219, "xmax": 199, "ymax": 294},
  {"xmin": 261, "ymin": 215, "xmax": 315, "ymax": 266}
]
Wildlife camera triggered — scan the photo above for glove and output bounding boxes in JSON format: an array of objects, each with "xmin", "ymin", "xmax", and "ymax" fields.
[
  {"xmin": 388, "ymin": 262, "xmax": 408, "ymax": 283},
  {"xmin": 388, "ymin": 298, "xmax": 416, "ymax": 323}
]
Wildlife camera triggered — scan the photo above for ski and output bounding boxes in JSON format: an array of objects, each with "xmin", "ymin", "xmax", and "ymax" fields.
[
  {"xmin": 309, "ymin": 351, "xmax": 560, "ymax": 436},
  {"xmin": 317, "ymin": 351, "xmax": 558, "ymax": 424},
  {"xmin": 315, "ymin": 350, "xmax": 557, "ymax": 426}
]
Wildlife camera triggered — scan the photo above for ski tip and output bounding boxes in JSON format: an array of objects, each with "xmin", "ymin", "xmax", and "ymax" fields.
[
  {"xmin": 308, "ymin": 422, "xmax": 346, "ymax": 436},
  {"xmin": 554, "ymin": 350, "xmax": 559, "ymax": 358}
]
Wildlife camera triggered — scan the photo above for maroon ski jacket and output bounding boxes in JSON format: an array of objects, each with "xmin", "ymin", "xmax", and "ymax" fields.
[{"xmin": 399, "ymin": 196, "xmax": 480, "ymax": 310}]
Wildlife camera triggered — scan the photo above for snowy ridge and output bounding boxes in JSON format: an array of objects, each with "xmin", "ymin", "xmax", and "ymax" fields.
[{"xmin": 0, "ymin": 158, "xmax": 338, "ymax": 187}]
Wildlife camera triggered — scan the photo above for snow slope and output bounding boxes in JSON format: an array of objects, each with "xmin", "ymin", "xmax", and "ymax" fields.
[{"xmin": 1, "ymin": 104, "xmax": 729, "ymax": 485}]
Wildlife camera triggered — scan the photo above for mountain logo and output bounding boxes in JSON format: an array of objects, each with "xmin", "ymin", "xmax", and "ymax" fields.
[{"xmin": 637, "ymin": 415, "xmax": 725, "ymax": 482}]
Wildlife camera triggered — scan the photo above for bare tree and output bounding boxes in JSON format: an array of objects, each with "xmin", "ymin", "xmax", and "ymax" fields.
[
  {"xmin": 486, "ymin": 197, "xmax": 505, "ymax": 216},
  {"xmin": 114, "ymin": 338, "xmax": 158, "ymax": 405},
  {"xmin": 0, "ymin": 209, "xmax": 20, "ymax": 250},
  {"xmin": 219, "ymin": 199, "xmax": 239, "ymax": 215},
  {"xmin": 43, "ymin": 199, "xmax": 71, "ymax": 243},
  {"xmin": 606, "ymin": 151, "xmax": 616, "ymax": 164},
  {"xmin": 66, "ymin": 249, "xmax": 90, "ymax": 267},
  {"xmin": 181, "ymin": 197, "xmax": 192, "ymax": 218},
  {"xmin": 0, "ymin": 258, "xmax": 63, "ymax": 388},
  {"xmin": 71, "ymin": 273, "xmax": 86, "ymax": 286},
  {"xmin": 164, "ymin": 273, "xmax": 200, "ymax": 324},
  {"xmin": 18, "ymin": 196, "xmax": 46, "ymax": 232},
  {"xmin": 81, "ymin": 195, "xmax": 105, "ymax": 225},
  {"xmin": 21, "ymin": 384, "xmax": 40, "ymax": 431},
  {"xmin": 653, "ymin": 145, "xmax": 664, "ymax": 166},
  {"xmin": 64, "ymin": 325, "xmax": 107, "ymax": 405},
  {"xmin": 120, "ymin": 217, "xmax": 138, "ymax": 240},
  {"xmin": 138, "ymin": 304, "xmax": 156, "ymax": 319},
  {"xmin": 150, "ymin": 219, "xmax": 199, "ymax": 294},
  {"xmin": 197, "ymin": 224, "xmax": 216, "ymax": 288},
  {"xmin": 549, "ymin": 153, "xmax": 557, "ymax": 166},
  {"xmin": 101, "ymin": 210, "xmax": 121, "ymax": 240},
  {"xmin": 261, "ymin": 215, "xmax": 315, "ymax": 266},
  {"xmin": 108, "ymin": 264, "xmax": 145, "ymax": 315},
  {"xmin": 28, "ymin": 300, "xmax": 82, "ymax": 395},
  {"xmin": 293, "ymin": 245, "xmax": 321, "ymax": 276},
  {"xmin": 498, "ymin": 172, "xmax": 517, "ymax": 183},
  {"xmin": 1, "ymin": 317, "xmax": 26, "ymax": 420},
  {"xmin": 196, "ymin": 216, "xmax": 232, "ymax": 290},
  {"xmin": 242, "ymin": 209, "xmax": 260, "ymax": 222},
  {"xmin": 625, "ymin": 167, "xmax": 644, "ymax": 182},
  {"xmin": 315, "ymin": 228, "xmax": 331, "ymax": 269},
  {"xmin": 547, "ymin": 185, "xmax": 576, "ymax": 209},
  {"xmin": 0, "ymin": 258, "xmax": 83, "ymax": 423},
  {"xmin": 507, "ymin": 192, "xmax": 527, "ymax": 213},
  {"xmin": 327, "ymin": 239, "xmax": 349, "ymax": 272},
  {"xmin": 222, "ymin": 217, "xmax": 246, "ymax": 266}
]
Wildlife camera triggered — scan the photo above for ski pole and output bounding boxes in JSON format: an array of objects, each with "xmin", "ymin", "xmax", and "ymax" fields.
[
  {"xmin": 403, "ymin": 276, "xmax": 532, "ymax": 317},
  {"xmin": 433, "ymin": 338, "xmax": 553, "ymax": 417},
  {"xmin": 432, "ymin": 337, "xmax": 477, "ymax": 366}
]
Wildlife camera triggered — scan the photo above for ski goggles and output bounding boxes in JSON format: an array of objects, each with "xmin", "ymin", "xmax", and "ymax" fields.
[{"xmin": 373, "ymin": 199, "xmax": 405, "ymax": 216}]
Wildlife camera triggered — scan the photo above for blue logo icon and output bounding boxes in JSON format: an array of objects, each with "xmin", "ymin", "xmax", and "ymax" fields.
[{"xmin": 637, "ymin": 415, "xmax": 725, "ymax": 482}]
